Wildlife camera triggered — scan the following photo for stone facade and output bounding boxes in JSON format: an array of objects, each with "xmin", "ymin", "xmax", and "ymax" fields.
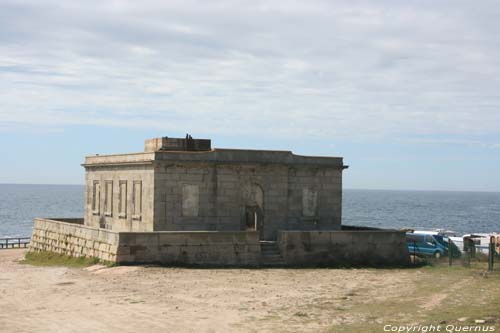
[
  {"xmin": 82, "ymin": 137, "xmax": 347, "ymax": 240},
  {"xmin": 84, "ymin": 162, "xmax": 155, "ymax": 232}
]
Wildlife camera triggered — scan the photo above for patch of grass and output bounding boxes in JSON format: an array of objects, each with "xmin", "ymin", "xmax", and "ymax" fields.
[
  {"xmin": 125, "ymin": 299, "xmax": 145, "ymax": 304},
  {"xmin": 329, "ymin": 263, "xmax": 500, "ymax": 332},
  {"xmin": 22, "ymin": 251, "xmax": 101, "ymax": 268}
]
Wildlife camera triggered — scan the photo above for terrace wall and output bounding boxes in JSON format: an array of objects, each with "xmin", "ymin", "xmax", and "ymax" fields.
[
  {"xmin": 30, "ymin": 218, "xmax": 119, "ymax": 262},
  {"xmin": 116, "ymin": 231, "xmax": 260, "ymax": 265},
  {"xmin": 29, "ymin": 219, "xmax": 260, "ymax": 266},
  {"xmin": 278, "ymin": 230, "xmax": 410, "ymax": 266},
  {"xmin": 30, "ymin": 219, "xmax": 409, "ymax": 267}
]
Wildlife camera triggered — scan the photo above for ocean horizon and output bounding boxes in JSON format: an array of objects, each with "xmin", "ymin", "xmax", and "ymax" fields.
[
  {"xmin": 2, "ymin": 182, "xmax": 499, "ymax": 193},
  {"xmin": 1, "ymin": 183, "xmax": 499, "ymax": 238}
]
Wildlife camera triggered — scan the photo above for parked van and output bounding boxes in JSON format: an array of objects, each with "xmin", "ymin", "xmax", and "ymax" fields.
[{"xmin": 406, "ymin": 233, "xmax": 449, "ymax": 258}]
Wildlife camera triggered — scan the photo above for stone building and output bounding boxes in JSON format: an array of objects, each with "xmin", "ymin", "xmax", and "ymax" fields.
[
  {"xmin": 83, "ymin": 136, "xmax": 346, "ymax": 240},
  {"xmin": 30, "ymin": 136, "xmax": 409, "ymax": 266}
]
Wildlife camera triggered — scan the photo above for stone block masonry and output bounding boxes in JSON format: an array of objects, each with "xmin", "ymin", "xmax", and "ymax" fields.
[
  {"xmin": 30, "ymin": 218, "xmax": 409, "ymax": 267},
  {"xmin": 278, "ymin": 230, "xmax": 410, "ymax": 266},
  {"xmin": 29, "ymin": 218, "xmax": 261, "ymax": 266},
  {"xmin": 30, "ymin": 218, "xmax": 120, "ymax": 262},
  {"xmin": 116, "ymin": 231, "xmax": 261, "ymax": 265},
  {"xmin": 83, "ymin": 137, "xmax": 347, "ymax": 241}
]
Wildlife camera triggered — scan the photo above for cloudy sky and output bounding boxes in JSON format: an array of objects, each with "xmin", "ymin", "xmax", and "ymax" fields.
[{"xmin": 1, "ymin": 0, "xmax": 499, "ymax": 191}]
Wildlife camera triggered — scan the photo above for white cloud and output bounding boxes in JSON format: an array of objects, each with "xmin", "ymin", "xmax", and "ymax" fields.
[{"xmin": 1, "ymin": 0, "xmax": 499, "ymax": 143}]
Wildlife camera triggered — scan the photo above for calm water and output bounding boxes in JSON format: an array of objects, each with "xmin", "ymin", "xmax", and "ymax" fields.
[
  {"xmin": 342, "ymin": 189, "xmax": 500, "ymax": 234},
  {"xmin": 0, "ymin": 184, "xmax": 499, "ymax": 237},
  {"xmin": 0, "ymin": 184, "xmax": 84, "ymax": 237}
]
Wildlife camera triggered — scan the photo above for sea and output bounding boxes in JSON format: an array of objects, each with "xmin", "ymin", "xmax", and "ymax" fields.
[{"xmin": 0, "ymin": 184, "xmax": 499, "ymax": 238}]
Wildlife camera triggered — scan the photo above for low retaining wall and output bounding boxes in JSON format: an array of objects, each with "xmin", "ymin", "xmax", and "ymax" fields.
[
  {"xmin": 31, "ymin": 219, "xmax": 409, "ymax": 266},
  {"xmin": 30, "ymin": 218, "xmax": 261, "ymax": 266},
  {"xmin": 30, "ymin": 218, "xmax": 119, "ymax": 262},
  {"xmin": 117, "ymin": 231, "xmax": 260, "ymax": 265},
  {"xmin": 278, "ymin": 230, "xmax": 410, "ymax": 266}
]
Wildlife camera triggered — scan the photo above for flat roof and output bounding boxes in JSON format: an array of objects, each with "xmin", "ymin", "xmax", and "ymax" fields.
[{"xmin": 83, "ymin": 148, "xmax": 346, "ymax": 168}]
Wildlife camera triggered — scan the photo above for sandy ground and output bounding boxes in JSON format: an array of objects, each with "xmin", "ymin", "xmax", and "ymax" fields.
[{"xmin": 0, "ymin": 249, "xmax": 463, "ymax": 332}]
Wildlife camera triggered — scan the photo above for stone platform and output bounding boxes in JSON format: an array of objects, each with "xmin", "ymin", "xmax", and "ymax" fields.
[{"xmin": 29, "ymin": 218, "xmax": 410, "ymax": 267}]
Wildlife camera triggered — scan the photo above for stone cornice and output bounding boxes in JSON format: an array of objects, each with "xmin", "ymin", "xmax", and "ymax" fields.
[{"xmin": 82, "ymin": 149, "xmax": 346, "ymax": 169}]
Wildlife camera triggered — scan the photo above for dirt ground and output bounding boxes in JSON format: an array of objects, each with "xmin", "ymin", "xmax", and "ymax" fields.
[{"xmin": 0, "ymin": 249, "xmax": 499, "ymax": 333}]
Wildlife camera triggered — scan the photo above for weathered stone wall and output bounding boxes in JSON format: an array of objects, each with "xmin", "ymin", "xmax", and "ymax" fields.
[
  {"xmin": 278, "ymin": 230, "xmax": 410, "ymax": 266},
  {"xmin": 30, "ymin": 219, "xmax": 260, "ymax": 266},
  {"xmin": 116, "ymin": 231, "xmax": 261, "ymax": 265},
  {"xmin": 154, "ymin": 163, "xmax": 217, "ymax": 232},
  {"xmin": 83, "ymin": 145, "xmax": 346, "ymax": 239},
  {"xmin": 84, "ymin": 165, "xmax": 155, "ymax": 232},
  {"xmin": 30, "ymin": 218, "xmax": 119, "ymax": 262},
  {"xmin": 30, "ymin": 220, "xmax": 410, "ymax": 267},
  {"xmin": 154, "ymin": 162, "xmax": 342, "ymax": 240},
  {"xmin": 154, "ymin": 162, "xmax": 291, "ymax": 240},
  {"xmin": 286, "ymin": 167, "xmax": 342, "ymax": 232}
]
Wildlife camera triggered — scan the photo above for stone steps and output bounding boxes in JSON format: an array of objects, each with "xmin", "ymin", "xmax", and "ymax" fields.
[{"xmin": 260, "ymin": 241, "xmax": 285, "ymax": 267}]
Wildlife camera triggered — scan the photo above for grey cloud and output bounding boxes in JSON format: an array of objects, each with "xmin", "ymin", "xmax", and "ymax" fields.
[{"xmin": 0, "ymin": 0, "xmax": 499, "ymax": 141}]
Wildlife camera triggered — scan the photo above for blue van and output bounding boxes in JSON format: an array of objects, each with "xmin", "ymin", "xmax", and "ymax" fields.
[{"xmin": 406, "ymin": 233, "xmax": 449, "ymax": 258}]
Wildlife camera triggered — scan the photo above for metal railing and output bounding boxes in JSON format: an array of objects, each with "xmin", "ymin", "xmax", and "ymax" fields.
[{"xmin": 0, "ymin": 237, "xmax": 31, "ymax": 249}]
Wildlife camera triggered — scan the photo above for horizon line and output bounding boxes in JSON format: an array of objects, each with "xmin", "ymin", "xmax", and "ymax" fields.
[{"xmin": 0, "ymin": 182, "xmax": 499, "ymax": 194}]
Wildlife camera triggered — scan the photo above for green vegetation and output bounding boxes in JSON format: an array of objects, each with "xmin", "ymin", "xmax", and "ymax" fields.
[
  {"xmin": 22, "ymin": 251, "xmax": 102, "ymax": 268},
  {"xmin": 330, "ymin": 263, "xmax": 500, "ymax": 332}
]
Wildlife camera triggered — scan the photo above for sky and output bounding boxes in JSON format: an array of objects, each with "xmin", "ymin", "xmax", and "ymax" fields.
[{"xmin": 0, "ymin": 0, "xmax": 499, "ymax": 191}]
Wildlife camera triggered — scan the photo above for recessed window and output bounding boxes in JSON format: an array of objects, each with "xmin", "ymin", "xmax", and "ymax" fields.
[
  {"xmin": 132, "ymin": 181, "xmax": 142, "ymax": 220},
  {"xmin": 118, "ymin": 180, "xmax": 127, "ymax": 218},
  {"xmin": 104, "ymin": 181, "xmax": 113, "ymax": 216},
  {"xmin": 302, "ymin": 187, "xmax": 318, "ymax": 217},
  {"xmin": 92, "ymin": 181, "xmax": 100, "ymax": 215},
  {"xmin": 182, "ymin": 184, "xmax": 199, "ymax": 217}
]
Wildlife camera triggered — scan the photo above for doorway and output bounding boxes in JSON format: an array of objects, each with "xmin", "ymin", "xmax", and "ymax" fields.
[
  {"xmin": 241, "ymin": 183, "xmax": 265, "ymax": 239},
  {"xmin": 245, "ymin": 205, "xmax": 264, "ymax": 239}
]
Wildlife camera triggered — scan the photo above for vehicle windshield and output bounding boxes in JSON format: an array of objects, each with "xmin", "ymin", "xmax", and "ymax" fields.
[{"xmin": 433, "ymin": 235, "xmax": 448, "ymax": 247}]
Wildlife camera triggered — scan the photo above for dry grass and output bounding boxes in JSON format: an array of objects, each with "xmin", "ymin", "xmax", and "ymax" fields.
[{"xmin": 329, "ymin": 263, "xmax": 500, "ymax": 332}]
